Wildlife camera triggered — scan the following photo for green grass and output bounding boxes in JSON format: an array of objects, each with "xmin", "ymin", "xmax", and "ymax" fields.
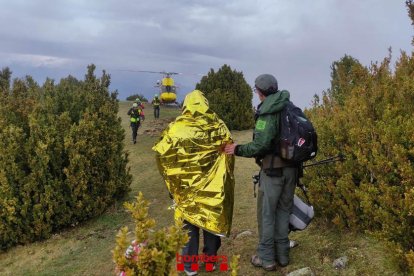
[{"xmin": 0, "ymin": 102, "xmax": 403, "ymax": 275}]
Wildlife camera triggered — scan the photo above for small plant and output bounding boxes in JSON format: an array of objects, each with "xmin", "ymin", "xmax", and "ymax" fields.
[
  {"xmin": 230, "ymin": 254, "xmax": 240, "ymax": 276},
  {"xmin": 113, "ymin": 192, "xmax": 189, "ymax": 275}
]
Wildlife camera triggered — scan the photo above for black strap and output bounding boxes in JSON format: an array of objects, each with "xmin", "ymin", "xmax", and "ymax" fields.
[{"xmin": 297, "ymin": 182, "xmax": 311, "ymax": 205}]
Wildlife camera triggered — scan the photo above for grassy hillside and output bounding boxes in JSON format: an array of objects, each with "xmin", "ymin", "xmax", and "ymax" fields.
[{"xmin": 0, "ymin": 101, "xmax": 402, "ymax": 275}]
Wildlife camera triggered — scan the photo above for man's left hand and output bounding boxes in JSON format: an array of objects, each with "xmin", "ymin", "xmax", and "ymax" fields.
[{"xmin": 223, "ymin": 143, "xmax": 237, "ymax": 155}]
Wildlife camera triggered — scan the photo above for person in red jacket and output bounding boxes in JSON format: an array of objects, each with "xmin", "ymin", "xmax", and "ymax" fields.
[{"xmin": 135, "ymin": 98, "xmax": 145, "ymax": 121}]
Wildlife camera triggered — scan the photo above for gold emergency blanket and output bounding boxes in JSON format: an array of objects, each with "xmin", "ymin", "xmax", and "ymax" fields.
[{"xmin": 152, "ymin": 90, "xmax": 235, "ymax": 237}]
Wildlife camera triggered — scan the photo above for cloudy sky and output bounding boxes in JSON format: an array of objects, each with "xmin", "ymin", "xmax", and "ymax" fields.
[{"xmin": 1, "ymin": 0, "xmax": 412, "ymax": 108}]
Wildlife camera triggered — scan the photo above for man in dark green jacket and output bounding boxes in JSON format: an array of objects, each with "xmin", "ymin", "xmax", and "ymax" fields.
[{"xmin": 224, "ymin": 74, "xmax": 298, "ymax": 271}]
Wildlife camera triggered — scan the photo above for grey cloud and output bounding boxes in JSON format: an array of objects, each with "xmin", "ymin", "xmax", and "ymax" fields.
[{"xmin": 0, "ymin": 0, "xmax": 412, "ymax": 106}]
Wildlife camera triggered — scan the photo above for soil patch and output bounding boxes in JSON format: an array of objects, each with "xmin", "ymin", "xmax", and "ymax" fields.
[{"xmin": 143, "ymin": 118, "xmax": 175, "ymax": 137}]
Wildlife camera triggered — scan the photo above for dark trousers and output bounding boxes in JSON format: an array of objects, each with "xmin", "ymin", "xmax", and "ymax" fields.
[
  {"xmin": 154, "ymin": 106, "xmax": 160, "ymax": 118},
  {"xmin": 130, "ymin": 122, "xmax": 139, "ymax": 141},
  {"xmin": 182, "ymin": 221, "xmax": 221, "ymax": 270},
  {"xmin": 257, "ymin": 167, "xmax": 297, "ymax": 265}
]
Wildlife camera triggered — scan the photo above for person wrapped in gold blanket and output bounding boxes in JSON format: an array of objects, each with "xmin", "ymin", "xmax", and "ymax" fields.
[{"xmin": 153, "ymin": 90, "xmax": 235, "ymax": 274}]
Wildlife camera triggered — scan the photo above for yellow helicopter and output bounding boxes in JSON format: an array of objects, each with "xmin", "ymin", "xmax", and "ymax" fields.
[
  {"xmin": 154, "ymin": 71, "xmax": 181, "ymax": 104},
  {"xmin": 120, "ymin": 70, "xmax": 181, "ymax": 104}
]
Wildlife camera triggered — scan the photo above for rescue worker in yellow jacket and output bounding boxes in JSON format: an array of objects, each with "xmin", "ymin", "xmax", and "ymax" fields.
[
  {"xmin": 127, "ymin": 103, "xmax": 143, "ymax": 144},
  {"xmin": 151, "ymin": 94, "xmax": 161, "ymax": 119}
]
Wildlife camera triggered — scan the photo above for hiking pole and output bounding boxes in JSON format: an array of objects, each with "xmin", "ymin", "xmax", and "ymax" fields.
[
  {"xmin": 303, "ymin": 153, "xmax": 345, "ymax": 168},
  {"xmin": 296, "ymin": 181, "xmax": 311, "ymax": 203},
  {"xmin": 252, "ymin": 174, "xmax": 260, "ymax": 198}
]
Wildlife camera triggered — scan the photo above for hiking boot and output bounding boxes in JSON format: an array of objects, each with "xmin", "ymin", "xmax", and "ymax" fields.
[
  {"xmin": 250, "ymin": 255, "xmax": 276, "ymax": 271},
  {"xmin": 184, "ymin": 270, "xmax": 198, "ymax": 276},
  {"xmin": 289, "ymin": 240, "xmax": 299, "ymax": 248},
  {"xmin": 133, "ymin": 139, "xmax": 137, "ymax": 144}
]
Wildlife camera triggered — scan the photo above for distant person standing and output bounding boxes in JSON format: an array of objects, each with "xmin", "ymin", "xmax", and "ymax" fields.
[
  {"xmin": 127, "ymin": 103, "xmax": 143, "ymax": 144},
  {"xmin": 152, "ymin": 94, "xmax": 161, "ymax": 119}
]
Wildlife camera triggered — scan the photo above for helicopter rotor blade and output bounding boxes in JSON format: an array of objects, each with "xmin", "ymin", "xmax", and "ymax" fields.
[
  {"xmin": 116, "ymin": 69, "xmax": 163, "ymax": 74},
  {"xmin": 161, "ymin": 71, "xmax": 182, "ymax": 75},
  {"xmin": 116, "ymin": 69, "xmax": 185, "ymax": 75}
]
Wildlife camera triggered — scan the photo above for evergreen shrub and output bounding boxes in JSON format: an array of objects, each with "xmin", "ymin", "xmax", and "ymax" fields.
[
  {"xmin": 196, "ymin": 65, "xmax": 254, "ymax": 130},
  {"xmin": 304, "ymin": 52, "xmax": 414, "ymax": 272},
  {"xmin": 0, "ymin": 65, "xmax": 131, "ymax": 249}
]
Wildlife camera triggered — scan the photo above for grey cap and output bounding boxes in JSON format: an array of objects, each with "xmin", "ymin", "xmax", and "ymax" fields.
[{"xmin": 255, "ymin": 74, "xmax": 278, "ymax": 95}]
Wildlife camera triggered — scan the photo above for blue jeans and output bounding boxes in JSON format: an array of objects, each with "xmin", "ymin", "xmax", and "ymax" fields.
[{"xmin": 182, "ymin": 221, "xmax": 221, "ymax": 271}]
